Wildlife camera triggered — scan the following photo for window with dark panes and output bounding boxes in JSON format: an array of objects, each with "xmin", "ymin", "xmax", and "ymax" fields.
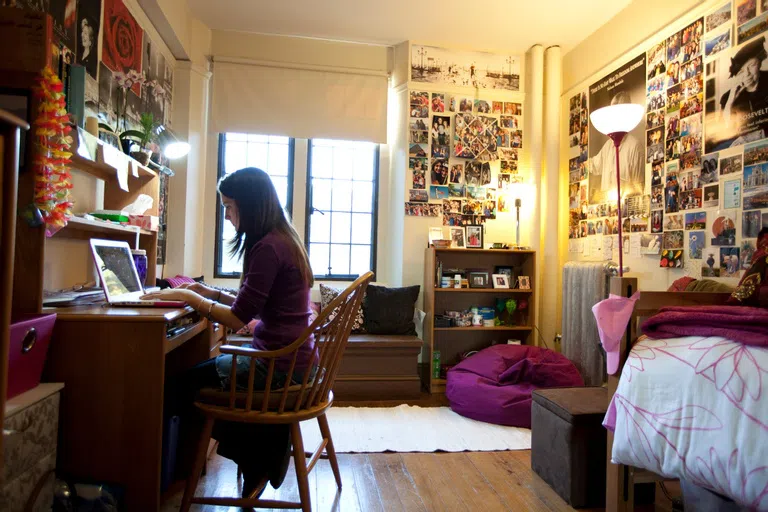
[
  {"xmin": 216, "ymin": 133, "xmax": 294, "ymax": 277},
  {"xmin": 306, "ymin": 139, "xmax": 378, "ymax": 279}
]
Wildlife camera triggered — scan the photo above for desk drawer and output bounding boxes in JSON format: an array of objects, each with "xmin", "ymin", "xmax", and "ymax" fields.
[
  {"xmin": 2, "ymin": 392, "xmax": 59, "ymax": 483},
  {"xmin": 0, "ymin": 452, "xmax": 56, "ymax": 512}
]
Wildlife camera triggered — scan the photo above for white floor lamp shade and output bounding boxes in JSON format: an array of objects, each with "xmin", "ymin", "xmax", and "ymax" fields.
[{"xmin": 589, "ymin": 104, "xmax": 645, "ymax": 135}]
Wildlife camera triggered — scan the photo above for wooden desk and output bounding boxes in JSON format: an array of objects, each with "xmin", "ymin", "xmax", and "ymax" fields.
[{"xmin": 41, "ymin": 305, "xmax": 221, "ymax": 511}]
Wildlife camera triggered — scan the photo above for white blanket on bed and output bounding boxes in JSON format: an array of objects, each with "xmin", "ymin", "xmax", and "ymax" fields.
[{"xmin": 604, "ymin": 335, "xmax": 768, "ymax": 510}]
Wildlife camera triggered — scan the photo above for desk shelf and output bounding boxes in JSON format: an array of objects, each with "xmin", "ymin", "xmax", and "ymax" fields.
[
  {"xmin": 58, "ymin": 216, "xmax": 154, "ymax": 238},
  {"xmin": 434, "ymin": 288, "xmax": 532, "ymax": 294}
]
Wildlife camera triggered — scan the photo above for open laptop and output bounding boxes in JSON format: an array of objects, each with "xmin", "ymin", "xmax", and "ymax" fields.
[{"xmin": 90, "ymin": 238, "xmax": 186, "ymax": 307}]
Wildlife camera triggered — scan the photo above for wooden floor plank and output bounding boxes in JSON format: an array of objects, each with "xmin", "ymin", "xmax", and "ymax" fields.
[
  {"xmin": 348, "ymin": 454, "xmax": 385, "ymax": 512},
  {"xmin": 466, "ymin": 451, "xmax": 553, "ymax": 511},
  {"xmin": 382, "ymin": 453, "xmax": 428, "ymax": 512},
  {"xmin": 314, "ymin": 452, "xmax": 348, "ymax": 512},
  {"xmin": 368, "ymin": 453, "xmax": 406, "ymax": 512},
  {"xmin": 401, "ymin": 453, "xmax": 469, "ymax": 511},
  {"xmin": 441, "ymin": 452, "xmax": 512, "ymax": 511},
  {"xmin": 162, "ymin": 450, "xmax": 676, "ymax": 512},
  {"xmin": 505, "ymin": 450, "xmax": 576, "ymax": 512}
]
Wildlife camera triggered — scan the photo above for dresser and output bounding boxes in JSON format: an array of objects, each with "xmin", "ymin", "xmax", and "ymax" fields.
[{"xmin": 1, "ymin": 383, "xmax": 63, "ymax": 512}]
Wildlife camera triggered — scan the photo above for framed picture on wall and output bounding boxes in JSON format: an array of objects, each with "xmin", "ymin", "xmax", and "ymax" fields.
[{"xmin": 466, "ymin": 225, "xmax": 483, "ymax": 248}]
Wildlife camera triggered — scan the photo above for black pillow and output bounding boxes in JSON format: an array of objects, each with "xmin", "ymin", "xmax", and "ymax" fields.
[{"xmin": 362, "ymin": 285, "xmax": 420, "ymax": 335}]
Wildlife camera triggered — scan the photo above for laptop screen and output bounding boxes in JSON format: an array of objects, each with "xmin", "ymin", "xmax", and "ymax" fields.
[{"xmin": 92, "ymin": 244, "xmax": 142, "ymax": 297}]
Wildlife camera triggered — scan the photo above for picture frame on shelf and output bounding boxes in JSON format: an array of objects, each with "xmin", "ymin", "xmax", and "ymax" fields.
[
  {"xmin": 517, "ymin": 275, "xmax": 531, "ymax": 289},
  {"xmin": 466, "ymin": 224, "xmax": 483, "ymax": 249},
  {"xmin": 449, "ymin": 226, "xmax": 466, "ymax": 248},
  {"xmin": 429, "ymin": 227, "xmax": 444, "ymax": 246},
  {"xmin": 468, "ymin": 271, "xmax": 490, "ymax": 288},
  {"xmin": 492, "ymin": 274, "xmax": 510, "ymax": 289},
  {"xmin": 494, "ymin": 265, "xmax": 514, "ymax": 281}
]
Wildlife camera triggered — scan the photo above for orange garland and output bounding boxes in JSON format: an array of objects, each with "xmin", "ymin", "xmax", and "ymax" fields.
[{"xmin": 32, "ymin": 66, "xmax": 73, "ymax": 236}]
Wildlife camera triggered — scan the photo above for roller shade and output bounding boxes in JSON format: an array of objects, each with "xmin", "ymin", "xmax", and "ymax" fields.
[{"xmin": 211, "ymin": 60, "xmax": 388, "ymax": 143}]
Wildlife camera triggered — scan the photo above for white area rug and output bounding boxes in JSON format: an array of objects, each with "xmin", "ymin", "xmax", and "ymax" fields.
[{"xmin": 299, "ymin": 405, "xmax": 531, "ymax": 453}]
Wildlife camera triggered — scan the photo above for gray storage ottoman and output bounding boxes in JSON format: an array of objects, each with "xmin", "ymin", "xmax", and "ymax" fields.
[{"xmin": 531, "ymin": 386, "xmax": 610, "ymax": 508}]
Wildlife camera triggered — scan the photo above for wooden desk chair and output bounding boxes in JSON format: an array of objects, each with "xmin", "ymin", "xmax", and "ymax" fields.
[{"xmin": 180, "ymin": 272, "xmax": 373, "ymax": 512}]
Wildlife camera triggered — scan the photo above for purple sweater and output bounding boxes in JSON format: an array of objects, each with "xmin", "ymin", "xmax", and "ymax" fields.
[{"xmin": 230, "ymin": 231, "xmax": 315, "ymax": 371}]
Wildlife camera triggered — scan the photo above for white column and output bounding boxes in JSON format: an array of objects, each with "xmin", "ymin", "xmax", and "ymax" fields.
[
  {"xmin": 166, "ymin": 60, "xmax": 211, "ymax": 278},
  {"xmin": 541, "ymin": 45, "xmax": 562, "ymax": 349},
  {"xmin": 524, "ymin": 44, "xmax": 544, "ymax": 339}
]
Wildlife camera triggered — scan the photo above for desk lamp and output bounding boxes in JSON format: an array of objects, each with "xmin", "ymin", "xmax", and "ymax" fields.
[
  {"xmin": 155, "ymin": 125, "xmax": 190, "ymax": 159},
  {"xmin": 589, "ymin": 103, "xmax": 644, "ymax": 276}
]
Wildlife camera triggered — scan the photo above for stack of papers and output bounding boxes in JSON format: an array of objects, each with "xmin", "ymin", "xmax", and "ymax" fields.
[{"xmin": 43, "ymin": 289, "xmax": 105, "ymax": 307}]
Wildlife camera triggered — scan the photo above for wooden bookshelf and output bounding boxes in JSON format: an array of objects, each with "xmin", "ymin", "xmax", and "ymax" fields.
[
  {"xmin": 422, "ymin": 247, "xmax": 537, "ymax": 394},
  {"xmin": 434, "ymin": 288, "xmax": 532, "ymax": 294}
]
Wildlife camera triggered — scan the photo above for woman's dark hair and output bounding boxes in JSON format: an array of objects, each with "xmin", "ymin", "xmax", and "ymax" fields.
[{"xmin": 218, "ymin": 167, "xmax": 314, "ymax": 287}]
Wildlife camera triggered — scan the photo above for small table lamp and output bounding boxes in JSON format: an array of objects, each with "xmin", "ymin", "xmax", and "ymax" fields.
[{"xmin": 589, "ymin": 103, "xmax": 644, "ymax": 277}]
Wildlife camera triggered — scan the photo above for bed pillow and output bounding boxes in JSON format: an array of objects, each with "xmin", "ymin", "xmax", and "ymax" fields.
[
  {"xmin": 320, "ymin": 284, "xmax": 365, "ymax": 333},
  {"xmin": 362, "ymin": 285, "xmax": 420, "ymax": 335},
  {"xmin": 726, "ymin": 254, "xmax": 768, "ymax": 306}
]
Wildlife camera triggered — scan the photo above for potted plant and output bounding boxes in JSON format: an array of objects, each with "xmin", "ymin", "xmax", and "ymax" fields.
[{"xmin": 119, "ymin": 113, "xmax": 157, "ymax": 165}]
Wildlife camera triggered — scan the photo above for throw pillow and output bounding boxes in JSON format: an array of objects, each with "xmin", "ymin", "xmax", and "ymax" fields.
[
  {"xmin": 727, "ymin": 255, "xmax": 768, "ymax": 306},
  {"xmin": 362, "ymin": 285, "xmax": 420, "ymax": 335},
  {"xmin": 319, "ymin": 284, "xmax": 365, "ymax": 333}
]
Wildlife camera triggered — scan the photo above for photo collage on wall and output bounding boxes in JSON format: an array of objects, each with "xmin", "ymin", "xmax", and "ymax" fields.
[
  {"xmin": 568, "ymin": 0, "xmax": 768, "ymax": 279},
  {"xmin": 405, "ymin": 88, "xmax": 524, "ymax": 225}
]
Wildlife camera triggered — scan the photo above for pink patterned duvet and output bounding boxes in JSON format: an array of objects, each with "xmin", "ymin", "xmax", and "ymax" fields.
[{"xmin": 604, "ymin": 335, "xmax": 768, "ymax": 510}]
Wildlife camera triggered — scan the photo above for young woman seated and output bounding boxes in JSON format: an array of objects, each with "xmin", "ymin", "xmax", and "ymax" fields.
[{"xmin": 142, "ymin": 167, "xmax": 316, "ymax": 497}]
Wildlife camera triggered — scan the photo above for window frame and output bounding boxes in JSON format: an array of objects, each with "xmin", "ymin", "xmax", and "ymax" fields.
[
  {"xmin": 214, "ymin": 133, "xmax": 296, "ymax": 278},
  {"xmin": 304, "ymin": 140, "xmax": 379, "ymax": 281}
]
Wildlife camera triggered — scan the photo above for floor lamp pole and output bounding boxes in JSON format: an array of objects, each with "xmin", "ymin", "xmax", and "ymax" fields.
[
  {"xmin": 609, "ymin": 132, "xmax": 627, "ymax": 277},
  {"xmin": 515, "ymin": 198, "xmax": 521, "ymax": 247}
]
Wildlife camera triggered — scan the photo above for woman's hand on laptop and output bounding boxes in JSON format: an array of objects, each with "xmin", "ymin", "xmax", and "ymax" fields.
[
  {"xmin": 140, "ymin": 288, "xmax": 200, "ymax": 306},
  {"xmin": 176, "ymin": 282, "xmax": 218, "ymax": 300}
]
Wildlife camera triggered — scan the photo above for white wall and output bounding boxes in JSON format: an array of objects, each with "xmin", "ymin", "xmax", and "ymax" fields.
[{"xmin": 562, "ymin": 0, "xmax": 705, "ymax": 92}]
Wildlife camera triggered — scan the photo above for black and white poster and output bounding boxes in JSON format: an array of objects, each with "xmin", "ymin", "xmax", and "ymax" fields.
[
  {"xmin": 587, "ymin": 54, "xmax": 647, "ymax": 204},
  {"xmin": 77, "ymin": 0, "xmax": 101, "ymax": 79},
  {"xmin": 141, "ymin": 36, "xmax": 174, "ymax": 126},
  {"xmin": 705, "ymin": 36, "xmax": 768, "ymax": 153},
  {"xmin": 410, "ymin": 45, "xmax": 521, "ymax": 91}
]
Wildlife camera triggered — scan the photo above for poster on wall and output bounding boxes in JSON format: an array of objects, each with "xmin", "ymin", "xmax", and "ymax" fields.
[
  {"xmin": 142, "ymin": 37, "xmax": 174, "ymax": 126},
  {"xmin": 102, "ymin": 0, "xmax": 144, "ymax": 91},
  {"xmin": 704, "ymin": 36, "xmax": 768, "ymax": 153},
  {"xmin": 77, "ymin": 0, "xmax": 101, "ymax": 79},
  {"xmin": 410, "ymin": 45, "xmax": 521, "ymax": 91},
  {"xmin": 587, "ymin": 53, "xmax": 647, "ymax": 204}
]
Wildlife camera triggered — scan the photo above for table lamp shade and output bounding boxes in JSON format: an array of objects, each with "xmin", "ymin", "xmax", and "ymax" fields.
[{"xmin": 589, "ymin": 104, "xmax": 644, "ymax": 135}]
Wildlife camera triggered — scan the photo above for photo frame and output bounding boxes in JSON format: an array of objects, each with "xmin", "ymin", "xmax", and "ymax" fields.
[
  {"xmin": 468, "ymin": 271, "xmax": 490, "ymax": 288},
  {"xmin": 492, "ymin": 274, "xmax": 510, "ymax": 289},
  {"xmin": 449, "ymin": 227, "xmax": 466, "ymax": 248},
  {"xmin": 494, "ymin": 266, "xmax": 514, "ymax": 281},
  {"xmin": 429, "ymin": 227, "xmax": 444, "ymax": 245},
  {"xmin": 466, "ymin": 225, "xmax": 483, "ymax": 249},
  {"xmin": 517, "ymin": 276, "xmax": 531, "ymax": 290}
]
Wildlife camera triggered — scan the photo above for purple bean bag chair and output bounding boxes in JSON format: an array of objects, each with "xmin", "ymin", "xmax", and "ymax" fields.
[{"xmin": 446, "ymin": 344, "xmax": 584, "ymax": 428}]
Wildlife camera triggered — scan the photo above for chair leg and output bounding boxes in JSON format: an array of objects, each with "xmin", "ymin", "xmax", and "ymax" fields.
[
  {"xmin": 180, "ymin": 417, "xmax": 214, "ymax": 512},
  {"xmin": 290, "ymin": 422, "xmax": 312, "ymax": 512},
  {"xmin": 317, "ymin": 413, "xmax": 342, "ymax": 489}
]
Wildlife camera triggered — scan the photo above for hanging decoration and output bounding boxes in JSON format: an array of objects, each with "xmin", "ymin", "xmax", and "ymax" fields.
[{"xmin": 32, "ymin": 66, "xmax": 74, "ymax": 237}]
